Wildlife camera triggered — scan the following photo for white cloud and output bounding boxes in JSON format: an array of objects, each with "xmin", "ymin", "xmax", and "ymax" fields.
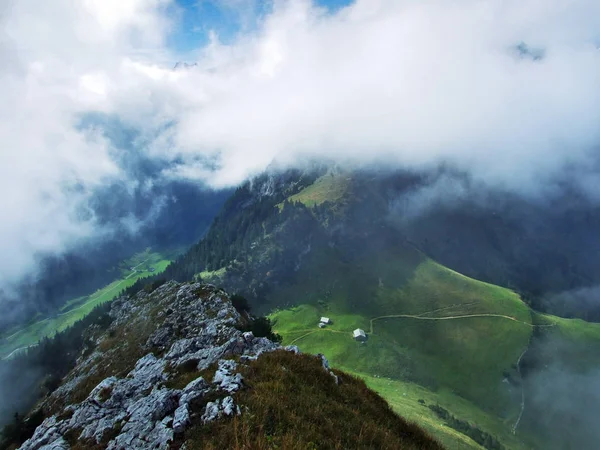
[
  {"xmin": 3, "ymin": 0, "xmax": 600, "ymax": 287},
  {"xmin": 0, "ymin": 0, "xmax": 173, "ymax": 288},
  {"xmin": 129, "ymin": 0, "xmax": 600, "ymax": 192}
]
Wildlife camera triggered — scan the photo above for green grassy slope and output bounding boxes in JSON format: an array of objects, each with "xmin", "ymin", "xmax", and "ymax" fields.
[
  {"xmin": 270, "ymin": 246, "xmax": 532, "ymax": 411},
  {"xmin": 0, "ymin": 249, "xmax": 171, "ymax": 359},
  {"xmin": 358, "ymin": 373, "xmax": 530, "ymax": 450},
  {"xmin": 266, "ymin": 170, "xmax": 538, "ymax": 447},
  {"xmin": 285, "ymin": 172, "xmax": 351, "ymax": 208},
  {"xmin": 266, "ymin": 224, "xmax": 600, "ymax": 449},
  {"xmin": 527, "ymin": 312, "xmax": 600, "ymax": 379},
  {"xmin": 270, "ymin": 260, "xmax": 535, "ymax": 449},
  {"xmin": 536, "ymin": 313, "xmax": 600, "ymax": 347}
]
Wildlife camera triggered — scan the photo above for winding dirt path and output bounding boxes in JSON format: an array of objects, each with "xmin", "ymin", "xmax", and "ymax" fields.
[
  {"xmin": 364, "ymin": 307, "xmax": 548, "ymax": 437},
  {"xmin": 283, "ymin": 303, "xmax": 553, "ymax": 436},
  {"xmin": 2, "ymin": 344, "xmax": 37, "ymax": 360},
  {"xmin": 286, "ymin": 328, "xmax": 348, "ymax": 345},
  {"xmin": 289, "ymin": 330, "xmax": 318, "ymax": 345},
  {"xmin": 512, "ymin": 346, "xmax": 529, "ymax": 434},
  {"xmin": 285, "ymin": 305, "xmax": 554, "ymax": 345},
  {"xmin": 4, "ymin": 318, "xmax": 51, "ymax": 341},
  {"xmin": 369, "ymin": 313, "xmax": 550, "ymax": 334}
]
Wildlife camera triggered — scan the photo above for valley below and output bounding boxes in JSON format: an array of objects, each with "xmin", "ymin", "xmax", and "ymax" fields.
[{"xmin": 0, "ymin": 249, "xmax": 173, "ymax": 360}]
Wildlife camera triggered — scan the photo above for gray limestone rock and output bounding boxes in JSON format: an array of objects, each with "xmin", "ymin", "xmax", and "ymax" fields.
[
  {"xmin": 221, "ymin": 396, "xmax": 240, "ymax": 416},
  {"xmin": 285, "ymin": 345, "xmax": 301, "ymax": 354},
  {"xmin": 179, "ymin": 376, "xmax": 208, "ymax": 406},
  {"xmin": 318, "ymin": 354, "xmax": 339, "ymax": 385},
  {"xmin": 19, "ymin": 417, "xmax": 64, "ymax": 450},
  {"xmin": 38, "ymin": 437, "xmax": 69, "ymax": 450},
  {"xmin": 201, "ymin": 396, "xmax": 240, "ymax": 424},
  {"xmin": 213, "ymin": 360, "xmax": 243, "ymax": 393},
  {"xmin": 201, "ymin": 400, "xmax": 221, "ymax": 424},
  {"xmin": 18, "ymin": 282, "xmax": 280, "ymax": 450},
  {"xmin": 146, "ymin": 327, "xmax": 171, "ymax": 349},
  {"xmin": 173, "ymin": 404, "xmax": 190, "ymax": 433}
]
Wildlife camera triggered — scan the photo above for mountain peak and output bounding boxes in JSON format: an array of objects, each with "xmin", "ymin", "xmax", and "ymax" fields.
[{"xmin": 19, "ymin": 282, "xmax": 279, "ymax": 449}]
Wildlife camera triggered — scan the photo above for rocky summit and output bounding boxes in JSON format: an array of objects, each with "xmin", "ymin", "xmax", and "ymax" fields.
[
  {"xmin": 18, "ymin": 281, "xmax": 283, "ymax": 450},
  {"xmin": 14, "ymin": 281, "xmax": 443, "ymax": 450}
]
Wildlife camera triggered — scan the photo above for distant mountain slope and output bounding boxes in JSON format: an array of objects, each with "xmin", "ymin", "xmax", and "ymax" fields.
[
  {"xmin": 162, "ymin": 167, "xmax": 600, "ymax": 319},
  {"xmin": 1, "ymin": 184, "xmax": 230, "ymax": 334},
  {"xmin": 0, "ymin": 249, "xmax": 173, "ymax": 360},
  {"xmin": 390, "ymin": 174, "xmax": 600, "ymax": 321},
  {"xmin": 156, "ymin": 168, "xmax": 600, "ymax": 449}
]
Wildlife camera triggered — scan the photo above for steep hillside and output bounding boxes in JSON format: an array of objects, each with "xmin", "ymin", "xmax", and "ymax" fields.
[
  {"xmin": 153, "ymin": 169, "xmax": 600, "ymax": 449},
  {"xmin": 389, "ymin": 171, "xmax": 600, "ymax": 322},
  {"xmin": 268, "ymin": 263, "xmax": 534, "ymax": 450},
  {"xmin": 3, "ymin": 282, "xmax": 442, "ymax": 450}
]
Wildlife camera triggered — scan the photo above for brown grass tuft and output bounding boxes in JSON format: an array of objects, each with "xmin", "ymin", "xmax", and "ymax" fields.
[{"xmin": 183, "ymin": 350, "xmax": 444, "ymax": 450}]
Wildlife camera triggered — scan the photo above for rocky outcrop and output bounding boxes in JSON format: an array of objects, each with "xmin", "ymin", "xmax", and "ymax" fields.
[
  {"xmin": 318, "ymin": 353, "xmax": 340, "ymax": 385},
  {"xmin": 19, "ymin": 282, "xmax": 282, "ymax": 450}
]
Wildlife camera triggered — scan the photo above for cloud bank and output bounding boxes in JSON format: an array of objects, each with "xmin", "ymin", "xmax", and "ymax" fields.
[
  {"xmin": 160, "ymin": 0, "xmax": 600, "ymax": 193},
  {"xmin": 3, "ymin": 0, "xmax": 600, "ymax": 287},
  {"xmin": 0, "ymin": 0, "xmax": 172, "ymax": 288}
]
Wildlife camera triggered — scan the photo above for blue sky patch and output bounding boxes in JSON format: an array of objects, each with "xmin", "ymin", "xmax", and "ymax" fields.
[{"xmin": 169, "ymin": 0, "xmax": 354, "ymax": 55}]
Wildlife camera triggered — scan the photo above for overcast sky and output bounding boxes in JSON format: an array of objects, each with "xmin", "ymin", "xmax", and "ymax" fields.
[{"xmin": 2, "ymin": 0, "xmax": 600, "ymax": 288}]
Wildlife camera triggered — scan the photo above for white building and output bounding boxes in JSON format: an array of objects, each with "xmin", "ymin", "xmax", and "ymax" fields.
[
  {"xmin": 320, "ymin": 317, "xmax": 332, "ymax": 325},
  {"xmin": 353, "ymin": 328, "xmax": 367, "ymax": 342}
]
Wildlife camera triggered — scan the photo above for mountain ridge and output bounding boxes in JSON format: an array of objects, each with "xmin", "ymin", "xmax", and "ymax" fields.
[{"xmin": 6, "ymin": 281, "xmax": 442, "ymax": 450}]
